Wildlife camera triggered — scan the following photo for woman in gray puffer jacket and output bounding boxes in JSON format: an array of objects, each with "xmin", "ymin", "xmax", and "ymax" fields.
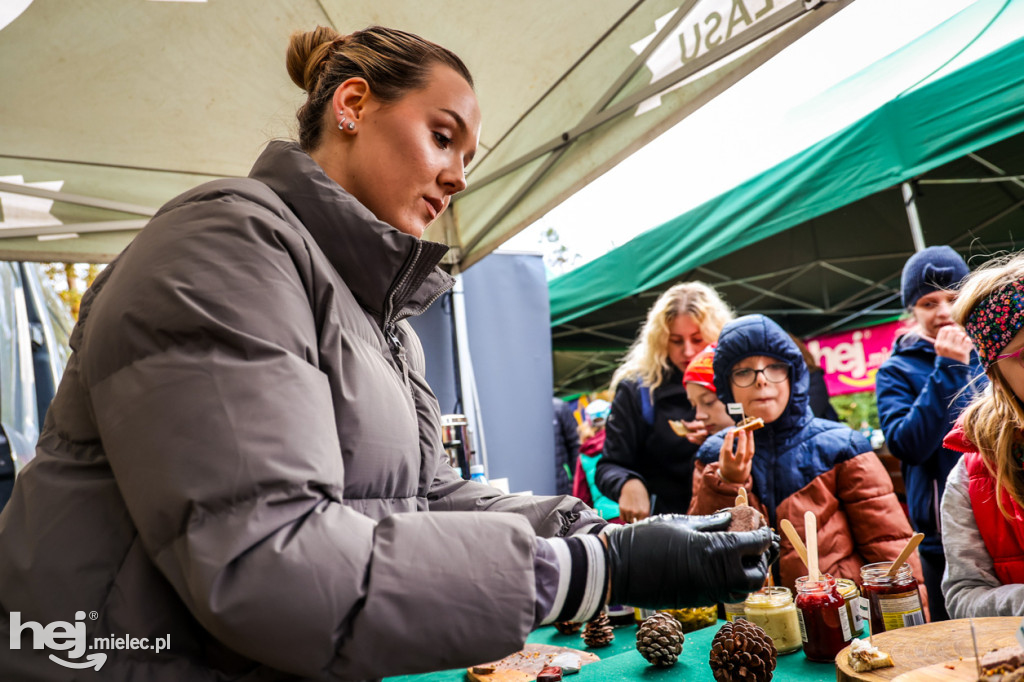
[{"xmin": 0, "ymin": 26, "xmax": 775, "ymax": 682}]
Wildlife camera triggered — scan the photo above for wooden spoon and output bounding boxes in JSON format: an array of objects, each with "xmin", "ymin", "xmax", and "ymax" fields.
[
  {"xmin": 779, "ymin": 519, "xmax": 808, "ymax": 568},
  {"xmin": 735, "ymin": 487, "xmax": 748, "ymax": 507},
  {"xmin": 805, "ymin": 511, "xmax": 819, "ymax": 582},
  {"xmin": 887, "ymin": 533, "xmax": 925, "ymax": 577}
]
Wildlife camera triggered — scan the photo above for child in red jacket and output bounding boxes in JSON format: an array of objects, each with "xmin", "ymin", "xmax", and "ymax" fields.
[{"xmin": 941, "ymin": 253, "xmax": 1024, "ymax": 618}]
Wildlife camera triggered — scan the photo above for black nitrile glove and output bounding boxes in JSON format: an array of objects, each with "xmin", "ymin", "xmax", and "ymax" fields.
[{"xmin": 605, "ymin": 512, "xmax": 777, "ymax": 608}]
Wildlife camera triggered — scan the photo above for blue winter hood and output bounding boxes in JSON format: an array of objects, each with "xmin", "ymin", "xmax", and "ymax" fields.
[{"xmin": 712, "ymin": 314, "xmax": 812, "ymax": 436}]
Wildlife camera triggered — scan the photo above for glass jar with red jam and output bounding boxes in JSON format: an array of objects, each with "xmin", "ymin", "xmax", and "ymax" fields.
[
  {"xmin": 794, "ymin": 573, "xmax": 853, "ymax": 662},
  {"xmin": 860, "ymin": 562, "xmax": 924, "ymax": 634}
]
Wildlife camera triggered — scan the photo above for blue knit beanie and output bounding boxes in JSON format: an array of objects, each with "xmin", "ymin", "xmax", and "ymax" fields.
[{"xmin": 900, "ymin": 245, "xmax": 970, "ymax": 308}]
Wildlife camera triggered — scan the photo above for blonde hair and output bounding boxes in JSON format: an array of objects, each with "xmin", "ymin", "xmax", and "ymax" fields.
[
  {"xmin": 611, "ymin": 282, "xmax": 733, "ymax": 392},
  {"xmin": 952, "ymin": 253, "xmax": 1024, "ymax": 517},
  {"xmin": 286, "ymin": 26, "xmax": 473, "ymax": 151}
]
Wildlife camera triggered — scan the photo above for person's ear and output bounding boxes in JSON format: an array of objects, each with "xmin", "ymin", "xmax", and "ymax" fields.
[{"xmin": 331, "ymin": 77, "xmax": 372, "ymax": 131}]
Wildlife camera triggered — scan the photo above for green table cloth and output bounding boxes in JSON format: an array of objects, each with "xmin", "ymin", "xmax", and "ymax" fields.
[{"xmin": 384, "ymin": 620, "xmax": 839, "ymax": 681}]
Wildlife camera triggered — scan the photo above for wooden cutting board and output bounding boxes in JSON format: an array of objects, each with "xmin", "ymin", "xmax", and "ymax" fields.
[
  {"xmin": 835, "ymin": 617, "xmax": 1019, "ymax": 681},
  {"xmin": 465, "ymin": 643, "xmax": 599, "ymax": 682},
  {"xmin": 890, "ymin": 657, "xmax": 978, "ymax": 680}
]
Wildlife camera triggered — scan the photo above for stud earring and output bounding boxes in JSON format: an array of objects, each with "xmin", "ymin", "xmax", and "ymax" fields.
[{"xmin": 347, "ymin": 122, "xmax": 355, "ymax": 131}]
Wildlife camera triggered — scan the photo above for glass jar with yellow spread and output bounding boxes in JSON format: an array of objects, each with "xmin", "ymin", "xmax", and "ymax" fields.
[
  {"xmin": 836, "ymin": 578, "xmax": 863, "ymax": 637},
  {"xmin": 743, "ymin": 586, "xmax": 802, "ymax": 655},
  {"xmin": 722, "ymin": 600, "xmax": 746, "ymax": 622},
  {"xmin": 659, "ymin": 606, "xmax": 717, "ymax": 633}
]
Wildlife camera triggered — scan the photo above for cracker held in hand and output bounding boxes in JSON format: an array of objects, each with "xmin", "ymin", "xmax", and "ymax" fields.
[
  {"xmin": 667, "ymin": 419, "xmax": 690, "ymax": 437},
  {"xmin": 736, "ymin": 416, "xmax": 764, "ymax": 433}
]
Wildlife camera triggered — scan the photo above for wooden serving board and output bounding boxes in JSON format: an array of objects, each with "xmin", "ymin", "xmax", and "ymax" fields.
[
  {"xmin": 835, "ymin": 617, "xmax": 1019, "ymax": 681},
  {"xmin": 891, "ymin": 657, "xmax": 978, "ymax": 681},
  {"xmin": 465, "ymin": 643, "xmax": 599, "ymax": 682}
]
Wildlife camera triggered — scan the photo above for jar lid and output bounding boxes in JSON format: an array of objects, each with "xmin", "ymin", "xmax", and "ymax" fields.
[
  {"xmin": 836, "ymin": 578, "xmax": 859, "ymax": 598},
  {"xmin": 794, "ymin": 573, "xmax": 837, "ymax": 594},
  {"xmin": 744, "ymin": 586, "xmax": 793, "ymax": 607},
  {"xmin": 860, "ymin": 561, "xmax": 914, "ymax": 584}
]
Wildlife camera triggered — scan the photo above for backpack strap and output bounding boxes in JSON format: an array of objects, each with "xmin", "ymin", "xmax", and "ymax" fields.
[{"xmin": 639, "ymin": 384, "xmax": 655, "ymax": 426}]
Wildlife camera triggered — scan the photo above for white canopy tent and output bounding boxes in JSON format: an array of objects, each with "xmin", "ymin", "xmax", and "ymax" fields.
[{"xmin": 0, "ymin": 0, "xmax": 851, "ymax": 266}]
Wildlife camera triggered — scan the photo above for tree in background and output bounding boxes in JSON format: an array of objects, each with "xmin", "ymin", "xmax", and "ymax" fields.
[
  {"xmin": 539, "ymin": 226, "xmax": 581, "ymax": 277},
  {"xmin": 44, "ymin": 262, "xmax": 102, "ymax": 320},
  {"xmin": 830, "ymin": 390, "xmax": 880, "ymax": 431}
]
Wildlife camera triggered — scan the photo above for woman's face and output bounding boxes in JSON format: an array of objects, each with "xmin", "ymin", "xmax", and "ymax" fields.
[
  {"xmin": 667, "ymin": 314, "xmax": 707, "ymax": 372},
  {"xmin": 995, "ymin": 327, "xmax": 1024, "ymax": 401},
  {"xmin": 331, "ymin": 64, "xmax": 481, "ymax": 238},
  {"xmin": 912, "ymin": 290, "xmax": 957, "ymax": 339},
  {"xmin": 729, "ymin": 355, "xmax": 791, "ymax": 424},
  {"xmin": 686, "ymin": 383, "xmax": 733, "ymax": 435}
]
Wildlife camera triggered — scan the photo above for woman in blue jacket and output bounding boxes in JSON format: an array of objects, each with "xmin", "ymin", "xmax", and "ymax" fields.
[{"xmin": 875, "ymin": 245, "xmax": 984, "ymax": 622}]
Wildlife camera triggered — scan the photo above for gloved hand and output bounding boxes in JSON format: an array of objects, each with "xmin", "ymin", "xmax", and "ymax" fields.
[{"xmin": 605, "ymin": 512, "xmax": 778, "ymax": 608}]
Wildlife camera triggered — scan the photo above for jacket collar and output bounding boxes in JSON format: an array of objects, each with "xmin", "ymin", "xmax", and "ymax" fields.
[
  {"xmin": 249, "ymin": 140, "xmax": 453, "ymax": 327},
  {"xmin": 943, "ymin": 418, "xmax": 972, "ymax": 453},
  {"xmin": 894, "ymin": 331, "xmax": 935, "ymax": 355}
]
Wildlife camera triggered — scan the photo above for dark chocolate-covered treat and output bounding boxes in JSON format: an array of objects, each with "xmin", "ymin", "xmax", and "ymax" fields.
[{"xmin": 981, "ymin": 645, "xmax": 1024, "ymax": 679}]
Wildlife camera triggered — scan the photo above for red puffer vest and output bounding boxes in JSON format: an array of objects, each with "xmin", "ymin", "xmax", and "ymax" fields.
[{"xmin": 944, "ymin": 423, "xmax": 1024, "ymax": 584}]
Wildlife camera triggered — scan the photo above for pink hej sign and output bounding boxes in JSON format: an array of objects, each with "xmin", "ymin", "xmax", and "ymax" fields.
[{"xmin": 804, "ymin": 320, "xmax": 914, "ymax": 397}]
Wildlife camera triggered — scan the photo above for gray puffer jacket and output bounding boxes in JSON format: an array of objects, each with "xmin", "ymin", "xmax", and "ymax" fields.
[{"xmin": 0, "ymin": 141, "xmax": 591, "ymax": 681}]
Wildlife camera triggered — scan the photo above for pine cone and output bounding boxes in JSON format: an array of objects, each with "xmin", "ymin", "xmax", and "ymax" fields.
[
  {"xmin": 636, "ymin": 612, "xmax": 684, "ymax": 666},
  {"xmin": 582, "ymin": 612, "xmax": 614, "ymax": 648},
  {"xmin": 709, "ymin": 619, "xmax": 777, "ymax": 682},
  {"xmin": 553, "ymin": 620, "xmax": 582, "ymax": 635}
]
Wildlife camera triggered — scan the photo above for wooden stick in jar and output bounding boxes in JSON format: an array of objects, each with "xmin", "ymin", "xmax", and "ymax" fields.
[
  {"xmin": 779, "ymin": 519, "xmax": 808, "ymax": 568},
  {"xmin": 804, "ymin": 511, "xmax": 819, "ymax": 582},
  {"xmin": 886, "ymin": 532, "xmax": 925, "ymax": 577}
]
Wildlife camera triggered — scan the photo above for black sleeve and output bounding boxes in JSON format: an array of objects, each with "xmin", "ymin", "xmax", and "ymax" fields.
[
  {"xmin": 807, "ymin": 369, "xmax": 839, "ymax": 421},
  {"xmin": 557, "ymin": 402, "xmax": 581, "ymax": 471},
  {"xmin": 595, "ymin": 381, "xmax": 646, "ymax": 501}
]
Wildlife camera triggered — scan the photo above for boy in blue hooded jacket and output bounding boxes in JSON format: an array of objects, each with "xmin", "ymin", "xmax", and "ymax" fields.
[
  {"xmin": 875, "ymin": 245, "xmax": 984, "ymax": 622},
  {"xmin": 690, "ymin": 315, "xmax": 922, "ymax": 595}
]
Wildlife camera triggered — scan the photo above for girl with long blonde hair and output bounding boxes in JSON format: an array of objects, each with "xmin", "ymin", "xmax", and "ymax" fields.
[
  {"xmin": 597, "ymin": 282, "xmax": 733, "ymax": 522},
  {"xmin": 940, "ymin": 252, "xmax": 1024, "ymax": 618}
]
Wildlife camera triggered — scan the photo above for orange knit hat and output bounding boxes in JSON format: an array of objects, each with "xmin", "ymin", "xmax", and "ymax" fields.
[{"xmin": 683, "ymin": 344, "xmax": 716, "ymax": 392}]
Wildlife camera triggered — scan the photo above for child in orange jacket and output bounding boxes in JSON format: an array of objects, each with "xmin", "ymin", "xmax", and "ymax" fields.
[{"xmin": 689, "ymin": 315, "xmax": 923, "ymax": 595}]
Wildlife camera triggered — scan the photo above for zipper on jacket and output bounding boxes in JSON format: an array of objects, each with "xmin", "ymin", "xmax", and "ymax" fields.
[
  {"xmin": 382, "ymin": 244, "xmax": 423, "ymax": 330},
  {"xmin": 385, "ymin": 325, "xmax": 410, "ymax": 387},
  {"xmin": 379, "ymin": 244, "xmax": 422, "ymax": 392}
]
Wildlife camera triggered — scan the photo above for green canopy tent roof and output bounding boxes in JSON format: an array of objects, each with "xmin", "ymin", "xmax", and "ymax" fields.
[
  {"xmin": 549, "ymin": 0, "xmax": 1024, "ymax": 393},
  {"xmin": 0, "ymin": 0, "xmax": 850, "ymax": 265}
]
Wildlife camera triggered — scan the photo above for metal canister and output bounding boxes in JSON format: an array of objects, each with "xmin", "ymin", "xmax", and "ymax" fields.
[
  {"xmin": 440, "ymin": 414, "xmax": 471, "ymax": 475},
  {"xmin": 836, "ymin": 578, "xmax": 863, "ymax": 637}
]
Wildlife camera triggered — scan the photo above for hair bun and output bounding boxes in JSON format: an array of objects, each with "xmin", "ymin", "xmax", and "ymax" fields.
[{"xmin": 286, "ymin": 26, "xmax": 344, "ymax": 93}]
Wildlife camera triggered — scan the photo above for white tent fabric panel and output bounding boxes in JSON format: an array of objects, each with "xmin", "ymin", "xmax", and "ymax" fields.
[{"xmin": 0, "ymin": 0, "xmax": 851, "ymax": 264}]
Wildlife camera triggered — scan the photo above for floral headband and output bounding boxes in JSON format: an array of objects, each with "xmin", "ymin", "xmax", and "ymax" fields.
[{"xmin": 964, "ymin": 278, "xmax": 1024, "ymax": 368}]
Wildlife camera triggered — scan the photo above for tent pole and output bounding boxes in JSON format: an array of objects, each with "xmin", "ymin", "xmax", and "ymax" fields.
[
  {"xmin": 450, "ymin": 273, "xmax": 489, "ymax": 476},
  {"xmin": 901, "ymin": 182, "xmax": 926, "ymax": 252}
]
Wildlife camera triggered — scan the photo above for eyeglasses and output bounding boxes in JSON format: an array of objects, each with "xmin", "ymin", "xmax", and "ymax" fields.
[
  {"xmin": 730, "ymin": 363, "xmax": 791, "ymax": 388},
  {"xmin": 995, "ymin": 347, "xmax": 1024, "ymax": 367}
]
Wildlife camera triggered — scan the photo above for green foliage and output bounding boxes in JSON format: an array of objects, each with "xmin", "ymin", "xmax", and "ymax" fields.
[{"xmin": 830, "ymin": 390, "xmax": 880, "ymax": 431}]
